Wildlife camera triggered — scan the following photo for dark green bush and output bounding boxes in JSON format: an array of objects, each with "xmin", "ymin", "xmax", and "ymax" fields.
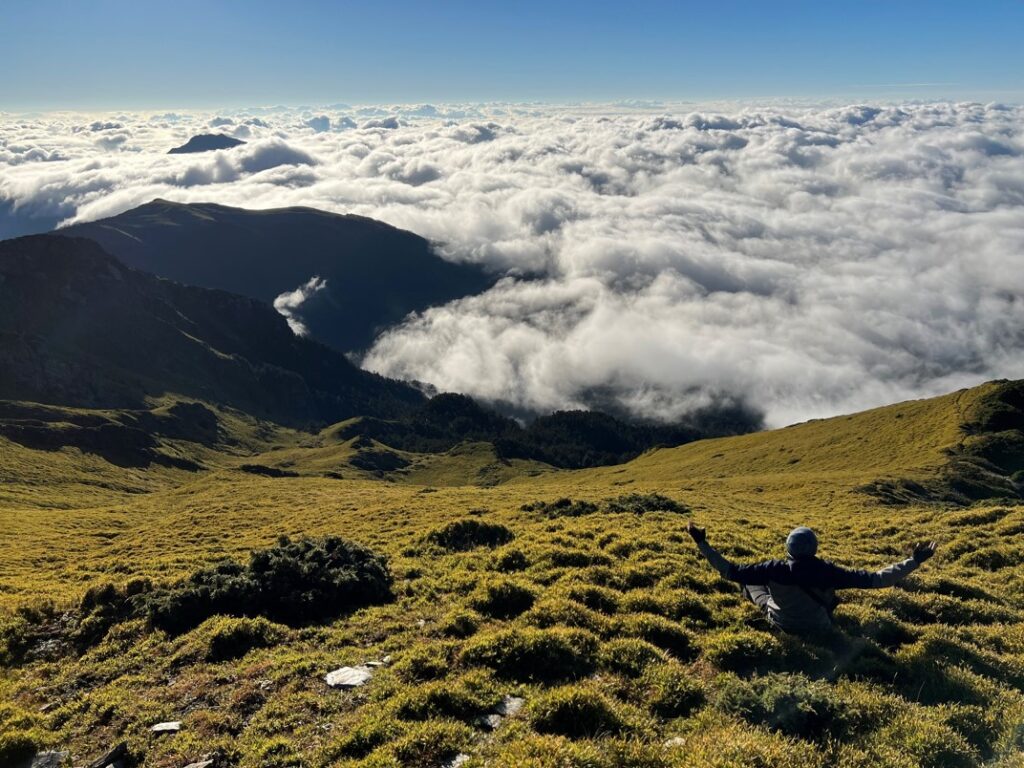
[
  {"xmin": 605, "ymin": 493, "xmax": 687, "ymax": 515},
  {"xmin": 75, "ymin": 578, "xmax": 153, "ymax": 648},
  {"xmin": 529, "ymin": 685, "xmax": 628, "ymax": 739},
  {"xmin": 146, "ymin": 535, "xmax": 393, "ymax": 634},
  {"xmin": 461, "ymin": 627, "xmax": 599, "ymax": 683},
  {"xmin": 426, "ymin": 519, "xmax": 515, "ymax": 551},
  {"xmin": 521, "ymin": 498, "xmax": 600, "ymax": 518},
  {"xmin": 468, "ymin": 579, "xmax": 536, "ymax": 619}
]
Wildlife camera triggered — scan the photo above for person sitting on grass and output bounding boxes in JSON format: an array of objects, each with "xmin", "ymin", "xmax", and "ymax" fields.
[{"xmin": 687, "ymin": 522, "xmax": 937, "ymax": 634}]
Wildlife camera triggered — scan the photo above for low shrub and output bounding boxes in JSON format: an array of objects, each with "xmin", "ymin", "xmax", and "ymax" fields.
[
  {"xmin": 394, "ymin": 642, "xmax": 458, "ymax": 682},
  {"xmin": 563, "ymin": 584, "xmax": 619, "ymax": 614},
  {"xmin": 605, "ymin": 493, "xmax": 687, "ymax": 515},
  {"xmin": 461, "ymin": 627, "xmax": 599, "ymax": 683},
  {"xmin": 468, "ymin": 578, "xmax": 536, "ymax": 619},
  {"xmin": 529, "ymin": 685, "xmax": 629, "ymax": 739},
  {"xmin": 714, "ymin": 673, "xmax": 848, "ymax": 741},
  {"xmin": 388, "ymin": 720, "xmax": 473, "ymax": 767},
  {"xmin": 426, "ymin": 519, "xmax": 515, "ymax": 551},
  {"xmin": 204, "ymin": 616, "xmax": 284, "ymax": 661},
  {"xmin": 75, "ymin": 577, "xmax": 153, "ymax": 648},
  {"xmin": 540, "ymin": 548, "xmax": 613, "ymax": 568},
  {"xmin": 643, "ymin": 664, "xmax": 705, "ymax": 718},
  {"xmin": 599, "ymin": 638, "xmax": 665, "ymax": 677},
  {"xmin": 701, "ymin": 629, "xmax": 781, "ymax": 673},
  {"xmin": 145, "ymin": 535, "xmax": 393, "ymax": 634},
  {"xmin": 491, "ymin": 547, "xmax": 529, "ymax": 572},
  {"xmin": 521, "ymin": 498, "xmax": 600, "ymax": 518},
  {"xmin": 479, "ymin": 733, "xmax": 606, "ymax": 768},
  {"xmin": 524, "ymin": 598, "xmax": 611, "ymax": 635},
  {"xmin": 438, "ymin": 610, "xmax": 480, "ymax": 639},
  {"xmin": 0, "ymin": 730, "xmax": 41, "ymax": 767},
  {"xmin": 619, "ymin": 614, "xmax": 697, "ymax": 661},
  {"xmin": 394, "ymin": 671, "xmax": 500, "ymax": 722}
]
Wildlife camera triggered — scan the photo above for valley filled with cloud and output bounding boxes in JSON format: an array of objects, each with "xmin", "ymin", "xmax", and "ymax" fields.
[{"xmin": 2, "ymin": 101, "xmax": 1022, "ymax": 426}]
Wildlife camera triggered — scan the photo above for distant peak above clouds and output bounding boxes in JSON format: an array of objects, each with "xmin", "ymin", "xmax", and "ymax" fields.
[
  {"xmin": 167, "ymin": 133, "xmax": 246, "ymax": 154},
  {"xmin": 2, "ymin": 101, "xmax": 1023, "ymax": 425}
]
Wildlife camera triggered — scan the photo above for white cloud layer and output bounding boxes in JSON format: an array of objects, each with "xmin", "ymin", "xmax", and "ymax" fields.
[{"xmin": 2, "ymin": 101, "xmax": 1023, "ymax": 426}]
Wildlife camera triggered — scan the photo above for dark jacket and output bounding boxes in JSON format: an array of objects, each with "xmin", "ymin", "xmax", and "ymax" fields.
[{"xmin": 697, "ymin": 540, "xmax": 919, "ymax": 632}]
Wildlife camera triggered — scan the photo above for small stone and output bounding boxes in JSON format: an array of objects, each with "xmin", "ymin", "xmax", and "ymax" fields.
[
  {"xmin": 663, "ymin": 736, "xmax": 686, "ymax": 748},
  {"xmin": 86, "ymin": 742, "xmax": 128, "ymax": 768},
  {"xmin": 182, "ymin": 761, "xmax": 215, "ymax": 768},
  {"xmin": 416, "ymin": 619, "xmax": 426, "ymax": 628},
  {"xmin": 478, "ymin": 713, "xmax": 503, "ymax": 730},
  {"xmin": 30, "ymin": 751, "xmax": 68, "ymax": 768},
  {"xmin": 151, "ymin": 721, "xmax": 181, "ymax": 734},
  {"xmin": 381, "ymin": 654, "xmax": 392, "ymax": 664},
  {"xmin": 494, "ymin": 695, "xmax": 524, "ymax": 717},
  {"xmin": 38, "ymin": 701, "xmax": 57, "ymax": 713},
  {"xmin": 364, "ymin": 660, "xmax": 384, "ymax": 668},
  {"xmin": 445, "ymin": 755, "xmax": 469, "ymax": 768},
  {"xmin": 325, "ymin": 665, "xmax": 374, "ymax": 688}
]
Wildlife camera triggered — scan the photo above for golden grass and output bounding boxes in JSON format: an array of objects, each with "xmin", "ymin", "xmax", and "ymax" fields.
[{"xmin": 1, "ymin": 381, "xmax": 1022, "ymax": 767}]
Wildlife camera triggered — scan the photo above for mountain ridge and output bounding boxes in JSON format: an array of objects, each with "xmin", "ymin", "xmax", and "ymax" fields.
[{"xmin": 57, "ymin": 199, "xmax": 496, "ymax": 352}]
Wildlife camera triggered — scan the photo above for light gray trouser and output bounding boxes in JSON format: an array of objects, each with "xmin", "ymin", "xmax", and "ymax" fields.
[{"xmin": 742, "ymin": 584, "xmax": 773, "ymax": 613}]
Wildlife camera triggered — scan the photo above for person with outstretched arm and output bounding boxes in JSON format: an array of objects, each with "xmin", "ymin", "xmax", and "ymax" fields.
[{"xmin": 687, "ymin": 522, "xmax": 938, "ymax": 634}]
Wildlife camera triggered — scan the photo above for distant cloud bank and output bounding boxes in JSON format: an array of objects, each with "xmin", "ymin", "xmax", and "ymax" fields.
[{"xmin": 2, "ymin": 101, "xmax": 1023, "ymax": 425}]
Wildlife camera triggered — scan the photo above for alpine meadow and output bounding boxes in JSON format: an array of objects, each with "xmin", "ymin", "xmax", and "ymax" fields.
[{"xmin": 3, "ymin": 2, "xmax": 1024, "ymax": 768}]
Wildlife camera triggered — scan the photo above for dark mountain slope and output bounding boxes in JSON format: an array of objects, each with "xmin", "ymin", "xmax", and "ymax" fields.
[
  {"xmin": 168, "ymin": 134, "xmax": 245, "ymax": 153},
  {"xmin": 58, "ymin": 199, "xmax": 495, "ymax": 352},
  {"xmin": 0, "ymin": 236, "xmax": 424, "ymax": 427}
]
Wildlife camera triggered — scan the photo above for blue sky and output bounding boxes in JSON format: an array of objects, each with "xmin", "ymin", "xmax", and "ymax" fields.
[{"xmin": 2, "ymin": 0, "xmax": 1022, "ymax": 109}]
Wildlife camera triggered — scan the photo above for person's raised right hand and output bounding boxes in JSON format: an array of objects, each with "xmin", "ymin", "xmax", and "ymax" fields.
[
  {"xmin": 687, "ymin": 521, "xmax": 706, "ymax": 544},
  {"xmin": 912, "ymin": 541, "xmax": 938, "ymax": 564}
]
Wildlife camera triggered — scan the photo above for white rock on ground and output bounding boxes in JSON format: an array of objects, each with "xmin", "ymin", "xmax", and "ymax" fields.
[
  {"xmin": 151, "ymin": 721, "xmax": 181, "ymax": 734},
  {"xmin": 664, "ymin": 736, "xmax": 686, "ymax": 748},
  {"xmin": 324, "ymin": 665, "xmax": 374, "ymax": 688},
  {"xmin": 478, "ymin": 713, "xmax": 503, "ymax": 730},
  {"xmin": 495, "ymin": 695, "xmax": 525, "ymax": 717},
  {"xmin": 28, "ymin": 752, "xmax": 68, "ymax": 768},
  {"xmin": 445, "ymin": 755, "xmax": 470, "ymax": 768},
  {"xmin": 182, "ymin": 760, "xmax": 215, "ymax": 768}
]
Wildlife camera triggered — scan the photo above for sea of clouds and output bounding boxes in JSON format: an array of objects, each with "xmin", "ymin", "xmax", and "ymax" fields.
[{"xmin": 1, "ymin": 101, "xmax": 1022, "ymax": 426}]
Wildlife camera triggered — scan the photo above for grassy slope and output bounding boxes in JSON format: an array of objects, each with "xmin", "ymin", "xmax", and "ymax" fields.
[{"xmin": 2, "ymin": 382, "xmax": 1024, "ymax": 767}]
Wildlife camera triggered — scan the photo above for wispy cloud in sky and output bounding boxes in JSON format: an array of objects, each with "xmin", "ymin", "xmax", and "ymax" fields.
[{"xmin": 2, "ymin": 101, "xmax": 1023, "ymax": 425}]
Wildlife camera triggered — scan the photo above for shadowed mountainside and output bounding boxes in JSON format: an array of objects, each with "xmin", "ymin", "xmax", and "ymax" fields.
[
  {"xmin": 0, "ymin": 235, "xmax": 424, "ymax": 427},
  {"xmin": 58, "ymin": 199, "xmax": 496, "ymax": 352}
]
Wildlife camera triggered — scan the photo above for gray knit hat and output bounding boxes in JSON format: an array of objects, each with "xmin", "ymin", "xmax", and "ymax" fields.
[{"xmin": 786, "ymin": 526, "xmax": 818, "ymax": 560}]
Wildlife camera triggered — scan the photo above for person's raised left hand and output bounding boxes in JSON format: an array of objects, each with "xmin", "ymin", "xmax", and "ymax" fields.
[{"xmin": 687, "ymin": 520, "xmax": 706, "ymax": 544}]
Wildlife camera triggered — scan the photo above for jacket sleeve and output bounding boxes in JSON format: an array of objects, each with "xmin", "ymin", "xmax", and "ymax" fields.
[
  {"xmin": 823, "ymin": 558, "xmax": 919, "ymax": 589},
  {"xmin": 696, "ymin": 541, "xmax": 787, "ymax": 584},
  {"xmin": 696, "ymin": 540, "xmax": 734, "ymax": 579}
]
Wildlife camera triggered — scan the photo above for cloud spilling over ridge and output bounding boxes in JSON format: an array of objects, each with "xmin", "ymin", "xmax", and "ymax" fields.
[
  {"xmin": 2, "ymin": 101, "xmax": 1023, "ymax": 425},
  {"xmin": 274, "ymin": 276, "xmax": 327, "ymax": 336}
]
